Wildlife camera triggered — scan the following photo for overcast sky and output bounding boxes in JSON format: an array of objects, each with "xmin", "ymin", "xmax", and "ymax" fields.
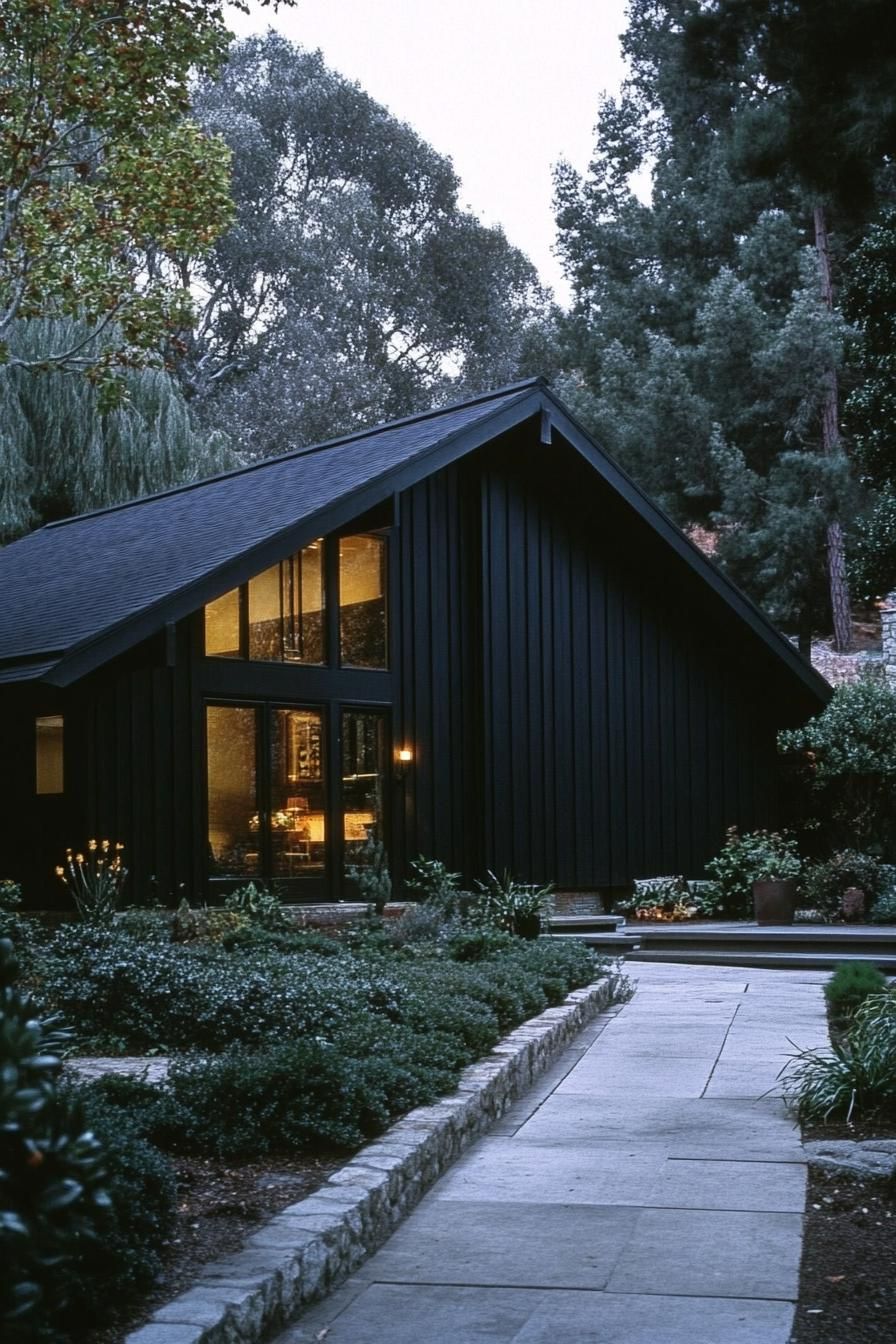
[{"xmin": 225, "ymin": 2, "xmax": 633, "ymax": 303}]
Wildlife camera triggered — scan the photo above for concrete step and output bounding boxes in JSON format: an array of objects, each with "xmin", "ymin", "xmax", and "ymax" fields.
[
  {"xmin": 550, "ymin": 932, "xmax": 641, "ymax": 952},
  {"xmin": 548, "ymin": 914, "xmax": 624, "ymax": 933},
  {"xmin": 629, "ymin": 947, "xmax": 896, "ymax": 971}
]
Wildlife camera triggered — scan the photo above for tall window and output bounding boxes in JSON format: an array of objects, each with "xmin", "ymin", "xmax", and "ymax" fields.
[
  {"xmin": 342, "ymin": 709, "xmax": 386, "ymax": 856},
  {"xmin": 205, "ymin": 539, "xmax": 325, "ymax": 663},
  {"xmin": 339, "ymin": 534, "xmax": 387, "ymax": 668},
  {"xmin": 206, "ymin": 706, "xmax": 260, "ymax": 878},
  {"xmin": 204, "ymin": 533, "xmax": 387, "ymax": 670},
  {"xmin": 35, "ymin": 715, "xmax": 64, "ymax": 794}
]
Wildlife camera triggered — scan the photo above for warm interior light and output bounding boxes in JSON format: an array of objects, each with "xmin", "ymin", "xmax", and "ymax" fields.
[{"xmin": 397, "ymin": 748, "xmax": 413, "ymax": 763}]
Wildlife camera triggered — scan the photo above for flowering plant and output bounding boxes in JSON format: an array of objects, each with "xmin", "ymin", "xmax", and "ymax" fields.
[{"xmin": 55, "ymin": 840, "xmax": 127, "ymax": 923}]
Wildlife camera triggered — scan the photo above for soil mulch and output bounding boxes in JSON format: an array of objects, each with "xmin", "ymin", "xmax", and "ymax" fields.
[
  {"xmin": 793, "ymin": 1117, "xmax": 896, "ymax": 1344},
  {"xmin": 87, "ymin": 1151, "xmax": 344, "ymax": 1344}
]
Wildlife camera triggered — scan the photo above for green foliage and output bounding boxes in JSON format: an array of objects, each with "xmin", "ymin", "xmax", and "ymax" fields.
[
  {"xmin": 0, "ymin": 940, "xmax": 109, "ymax": 1339},
  {"xmin": 0, "ymin": 0, "xmax": 252, "ymax": 388},
  {"xmin": 800, "ymin": 851, "xmax": 886, "ymax": 922},
  {"xmin": 0, "ymin": 880, "xmax": 22, "ymax": 939},
  {"xmin": 53, "ymin": 1079, "xmax": 177, "ymax": 1330},
  {"xmin": 345, "ymin": 834, "xmax": 392, "ymax": 914},
  {"xmin": 824, "ymin": 961, "xmax": 888, "ymax": 1022},
  {"xmin": 0, "ymin": 319, "xmax": 238, "ymax": 540},
  {"xmin": 871, "ymin": 881, "xmax": 896, "ymax": 924},
  {"xmin": 405, "ymin": 856, "xmax": 467, "ymax": 914},
  {"xmin": 473, "ymin": 870, "xmax": 555, "ymax": 937},
  {"xmin": 703, "ymin": 827, "xmax": 801, "ymax": 918},
  {"xmin": 223, "ymin": 882, "xmax": 290, "ymax": 930},
  {"xmin": 784, "ymin": 989, "xmax": 896, "ymax": 1122},
  {"xmin": 778, "ymin": 682, "xmax": 896, "ymax": 857}
]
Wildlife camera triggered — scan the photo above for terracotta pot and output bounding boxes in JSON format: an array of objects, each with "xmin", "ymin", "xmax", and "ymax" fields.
[{"xmin": 752, "ymin": 879, "xmax": 797, "ymax": 926}]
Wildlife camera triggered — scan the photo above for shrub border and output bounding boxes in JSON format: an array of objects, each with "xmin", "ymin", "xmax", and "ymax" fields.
[{"xmin": 125, "ymin": 973, "xmax": 621, "ymax": 1344}]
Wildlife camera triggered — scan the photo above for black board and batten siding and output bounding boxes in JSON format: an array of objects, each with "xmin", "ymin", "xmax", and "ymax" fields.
[
  {"xmin": 0, "ymin": 382, "xmax": 827, "ymax": 906},
  {"xmin": 397, "ymin": 427, "xmax": 803, "ymax": 890}
]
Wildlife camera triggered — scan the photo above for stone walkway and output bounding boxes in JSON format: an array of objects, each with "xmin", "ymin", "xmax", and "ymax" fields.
[{"xmin": 277, "ymin": 962, "xmax": 830, "ymax": 1344}]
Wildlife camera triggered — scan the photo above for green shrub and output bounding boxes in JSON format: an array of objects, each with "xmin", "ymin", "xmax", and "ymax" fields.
[
  {"xmin": 784, "ymin": 989, "xmax": 896, "ymax": 1122},
  {"xmin": 778, "ymin": 682, "xmax": 896, "ymax": 858},
  {"xmin": 871, "ymin": 888, "xmax": 896, "ymax": 924},
  {"xmin": 801, "ymin": 851, "xmax": 885, "ymax": 921},
  {"xmin": 0, "ymin": 940, "xmax": 108, "ymax": 1340},
  {"xmin": 473, "ymin": 869, "xmax": 554, "ymax": 936},
  {"xmin": 703, "ymin": 828, "xmax": 801, "ymax": 918},
  {"xmin": 223, "ymin": 881, "xmax": 291, "ymax": 929},
  {"xmin": 0, "ymin": 879, "xmax": 22, "ymax": 938},
  {"xmin": 54, "ymin": 1079, "xmax": 177, "ymax": 1330},
  {"xmin": 824, "ymin": 960, "xmax": 888, "ymax": 1021},
  {"xmin": 166, "ymin": 1026, "xmax": 460, "ymax": 1159},
  {"xmin": 37, "ymin": 924, "xmax": 406, "ymax": 1053}
]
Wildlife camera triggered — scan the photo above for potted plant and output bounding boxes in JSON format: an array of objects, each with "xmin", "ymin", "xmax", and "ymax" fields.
[
  {"xmin": 474, "ymin": 870, "xmax": 554, "ymax": 939},
  {"xmin": 750, "ymin": 835, "xmax": 802, "ymax": 925}
]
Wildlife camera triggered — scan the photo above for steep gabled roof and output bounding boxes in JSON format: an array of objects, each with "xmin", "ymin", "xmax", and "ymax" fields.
[{"xmin": 0, "ymin": 377, "xmax": 830, "ymax": 702}]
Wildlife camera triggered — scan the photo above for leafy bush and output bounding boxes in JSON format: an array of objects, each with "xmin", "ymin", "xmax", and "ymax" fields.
[
  {"xmin": 404, "ymin": 856, "xmax": 467, "ymax": 912},
  {"xmin": 703, "ymin": 827, "xmax": 801, "ymax": 918},
  {"xmin": 871, "ymin": 888, "xmax": 896, "ymax": 924},
  {"xmin": 784, "ymin": 989, "xmax": 896, "ymax": 1122},
  {"xmin": 824, "ymin": 961, "xmax": 888, "ymax": 1022},
  {"xmin": 801, "ymin": 851, "xmax": 886, "ymax": 921},
  {"xmin": 778, "ymin": 682, "xmax": 896, "ymax": 858},
  {"xmin": 473, "ymin": 869, "xmax": 554, "ymax": 936},
  {"xmin": 165, "ymin": 1026, "xmax": 462, "ymax": 1159},
  {"xmin": 223, "ymin": 882, "xmax": 291, "ymax": 929},
  {"xmin": 0, "ymin": 879, "xmax": 22, "ymax": 938},
  {"xmin": 37, "ymin": 924, "xmax": 406, "ymax": 1053},
  {"xmin": 54, "ymin": 1079, "xmax": 177, "ymax": 1330},
  {"xmin": 0, "ymin": 940, "xmax": 108, "ymax": 1340}
]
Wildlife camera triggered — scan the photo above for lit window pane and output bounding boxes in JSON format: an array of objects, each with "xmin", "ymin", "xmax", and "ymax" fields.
[
  {"xmin": 35, "ymin": 715, "xmax": 63, "ymax": 794},
  {"xmin": 206, "ymin": 706, "xmax": 260, "ymax": 878},
  {"xmin": 205, "ymin": 587, "xmax": 240, "ymax": 657},
  {"xmin": 271, "ymin": 708, "xmax": 326, "ymax": 878},
  {"xmin": 284, "ymin": 540, "xmax": 325, "ymax": 664},
  {"xmin": 342, "ymin": 709, "xmax": 385, "ymax": 853},
  {"xmin": 248, "ymin": 564, "xmax": 282, "ymax": 660},
  {"xmin": 340, "ymin": 534, "xmax": 387, "ymax": 668}
]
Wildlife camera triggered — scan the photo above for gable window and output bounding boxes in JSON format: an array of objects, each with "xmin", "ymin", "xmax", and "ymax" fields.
[
  {"xmin": 339, "ymin": 533, "xmax": 387, "ymax": 669},
  {"xmin": 203, "ymin": 532, "xmax": 387, "ymax": 670},
  {"xmin": 35, "ymin": 715, "xmax": 64, "ymax": 794}
]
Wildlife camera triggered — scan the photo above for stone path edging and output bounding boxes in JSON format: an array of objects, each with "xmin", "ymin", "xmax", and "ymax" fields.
[
  {"xmin": 126, "ymin": 973, "xmax": 621, "ymax": 1344},
  {"xmin": 804, "ymin": 1138, "xmax": 896, "ymax": 1178}
]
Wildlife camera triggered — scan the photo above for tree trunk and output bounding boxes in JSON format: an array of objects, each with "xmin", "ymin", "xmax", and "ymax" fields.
[{"xmin": 814, "ymin": 203, "xmax": 853, "ymax": 652}]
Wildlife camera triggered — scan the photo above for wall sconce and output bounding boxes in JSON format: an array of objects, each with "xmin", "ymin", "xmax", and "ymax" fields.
[{"xmin": 394, "ymin": 746, "xmax": 414, "ymax": 780}]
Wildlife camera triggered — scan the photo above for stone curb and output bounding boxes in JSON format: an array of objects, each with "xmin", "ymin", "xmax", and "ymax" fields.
[{"xmin": 125, "ymin": 973, "xmax": 621, "ymax": 1344}]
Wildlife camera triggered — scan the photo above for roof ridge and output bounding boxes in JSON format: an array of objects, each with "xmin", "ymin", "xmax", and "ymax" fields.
[{"xmin": 44, "ymin": 377, "xmax": 546, "ymax": 531}]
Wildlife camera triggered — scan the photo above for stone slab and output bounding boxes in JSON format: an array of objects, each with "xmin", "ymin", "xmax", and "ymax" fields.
[
  {"xmin": 281, "ymin": 1283, "xmax": 795, "ymax": 1344},
  {"xmin": 431, "ymin": 1140, "xmax": 665, "ymax": 1205},
  {"xmin": 352, "ymin": 1198, "xmax": 639, "ymax": 1290},
  {"xmin": 652, "ymin": 1157, "xmax": 805, "ymax": 1212},
  {"xmin": 606, "ymin": 1207, "xmax": 803, "ymax": 1299}
]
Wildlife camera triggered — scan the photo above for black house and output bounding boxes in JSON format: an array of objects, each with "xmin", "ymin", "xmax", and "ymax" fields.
[{"xmin": 0, "ymin": 379, "xmax": 829, "ymax": 907}]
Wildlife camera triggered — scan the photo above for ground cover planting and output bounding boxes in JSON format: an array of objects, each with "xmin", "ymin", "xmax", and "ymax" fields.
[{"xmin": 1, "ymin": 890, "xmax": 611, "ymax": 1341}]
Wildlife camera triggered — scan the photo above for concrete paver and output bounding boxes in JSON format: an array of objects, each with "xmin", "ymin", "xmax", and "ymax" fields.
[{"xmin": 276, "ymin": 962, "xmax": 829, "ymax": 1344}]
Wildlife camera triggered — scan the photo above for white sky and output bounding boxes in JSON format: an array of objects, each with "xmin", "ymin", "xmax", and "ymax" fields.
[{"xmin": 225, "ymin": 2, "xmax": 633, "ymax": 304}]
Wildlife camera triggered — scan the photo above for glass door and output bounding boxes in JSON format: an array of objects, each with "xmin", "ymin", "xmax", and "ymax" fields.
[
  {"xmin": 206, "ymin": 703, "xmax": 327, "ymax": 896},
  {"xmin": 206, "ymin": 702, "xmax": 390, "ymax": 899},
  {"xmin": 270, "ymin": 708, "xmax": 326, "ymax": 881},
  {"xmin": 341, "ymin": 708, "xmax": 388, "ymax": 881}
]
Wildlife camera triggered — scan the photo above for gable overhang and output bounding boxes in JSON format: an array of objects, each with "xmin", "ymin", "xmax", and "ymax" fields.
[
  {"xmin": 5, "ymin": 381, "xmax": 830, "ymax": 709},
  {"xmin": 31, "ymin": 387, "xmax": 545, "ymax": 688}
]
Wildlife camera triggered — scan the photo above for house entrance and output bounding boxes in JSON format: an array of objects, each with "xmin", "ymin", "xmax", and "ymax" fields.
[{"xmin": 205, "ymin": 701, "xmax": 388, "ymax": 900}]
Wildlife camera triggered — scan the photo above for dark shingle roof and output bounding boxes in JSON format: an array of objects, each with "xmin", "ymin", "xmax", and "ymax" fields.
[
  {"xmin": 0, "ymin": 381, "xmax": 540, "ymax": 681},
  {"xmin": 0, "ymin": 375, "xmax": 830, "ymax": 705}
]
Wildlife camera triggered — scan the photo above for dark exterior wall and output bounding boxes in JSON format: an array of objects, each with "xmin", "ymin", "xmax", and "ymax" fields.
[
  {"xmin": 396, "ymin": 424, "xmax": 818, "ymax": 889},
  {"xmin": 395, "ymin": 461, "xmax": 482, "ymax": 878}
]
